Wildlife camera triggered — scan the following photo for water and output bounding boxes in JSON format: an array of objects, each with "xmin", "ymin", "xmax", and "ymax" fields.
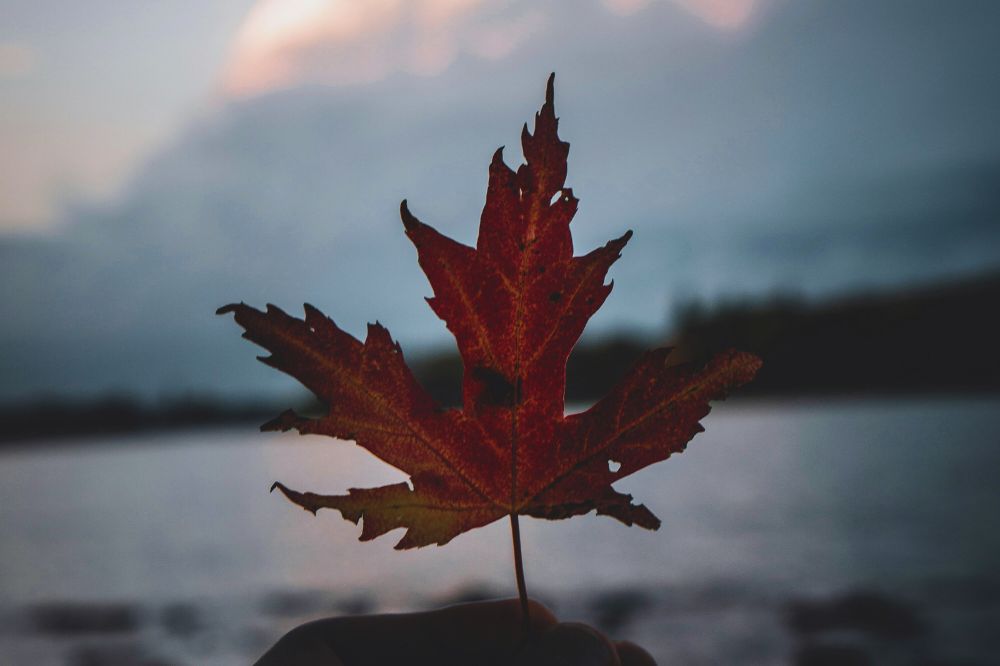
[{"xmin": 1, "ymin": 397, "xmax": 998, "ymax": 664}]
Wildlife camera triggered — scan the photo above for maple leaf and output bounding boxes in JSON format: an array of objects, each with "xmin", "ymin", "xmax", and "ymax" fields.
[{"xmin": 218, "ymin": 75, "xmax": 761, "ymax": 552}]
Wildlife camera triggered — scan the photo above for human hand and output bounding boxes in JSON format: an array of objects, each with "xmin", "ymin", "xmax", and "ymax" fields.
[{"xmin": 255, "ymin": 598, "xmax": 656, "ymax": 665}]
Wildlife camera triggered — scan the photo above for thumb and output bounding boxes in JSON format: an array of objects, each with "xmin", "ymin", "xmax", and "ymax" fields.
[{"xmin": 516, "ymin": 622, "xmax": 620, "ymax": 666}]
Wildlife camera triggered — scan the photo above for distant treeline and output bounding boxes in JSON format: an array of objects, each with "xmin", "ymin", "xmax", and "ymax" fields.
[
  {"xmin": 3, "ymin": 271, "xmax": 998, "ymax": 444},
  {"xmin": 667, "ymin": 270, "xmax": 1000, "ymax": 396},
  {"xmin": 0, "ymin": 396, "xmax": 279, "ymax": 445}
]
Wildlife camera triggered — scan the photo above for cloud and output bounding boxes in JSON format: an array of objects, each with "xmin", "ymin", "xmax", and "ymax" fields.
[
  {"xmin": 0, "ymin": 42, "xmax": 36, "ymax": 79},
  {"xmin": 222, "ymin": 0, "xmax": 547, "ymax": 96},
  {"xmin": 221, "ymin": 0, "xmax": 759, "ymax": 98},
  {"xmin": 604, "ymin": 0, "xmax": 757, "ymax": 29}
]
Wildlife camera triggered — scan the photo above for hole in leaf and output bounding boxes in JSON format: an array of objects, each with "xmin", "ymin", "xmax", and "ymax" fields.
[
  {"xmin": 472, "ymin": 366, "xmax": 519, "ymax": 407},
  {"xmin": 608, "ymin": 460, "xmax": 622, "ymax": 473},
  {"xmin": 550, "ymin": 190, "xmax": 562, "ymax": 205},
  {"xmin": 405, "ymin": 478, "xmax": 414, "ymax": 491}
]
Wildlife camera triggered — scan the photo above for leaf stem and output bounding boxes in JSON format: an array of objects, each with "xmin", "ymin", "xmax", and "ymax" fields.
[{"xmin": 510, "ymin": 512, "xmax": 530, "ymax": 634}]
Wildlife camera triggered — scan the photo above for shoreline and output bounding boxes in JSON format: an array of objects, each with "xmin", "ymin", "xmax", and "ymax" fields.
[{"xmin": 2, "ymin": 390, "xmax": 998, "ymax": 449}]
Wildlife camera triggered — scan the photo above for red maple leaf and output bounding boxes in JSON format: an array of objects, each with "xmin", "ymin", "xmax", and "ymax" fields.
[{"xmin": 218, "ymin": 75, "xmax": 760, "ymax": 557}]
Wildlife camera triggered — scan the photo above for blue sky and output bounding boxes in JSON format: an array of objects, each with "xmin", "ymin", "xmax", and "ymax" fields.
[{"xmin": 2, "ymin": 0, "xmax": 999, "ymax": 401}]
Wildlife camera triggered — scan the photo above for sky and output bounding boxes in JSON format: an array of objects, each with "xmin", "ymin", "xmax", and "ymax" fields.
[{"xmin": 2, "ymin": 0, "xmax": 999, "ymax": 401}]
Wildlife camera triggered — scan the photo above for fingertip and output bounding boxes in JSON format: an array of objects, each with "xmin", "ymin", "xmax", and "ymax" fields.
[
  {"xmin": 616, "ymin": 640, "xmax": 657, "ymax": 666},
  {"xmin": 524, "ymin": 598, "xmax": 559, "ymax": 631},
  {"xmin": 438, "ymin": 597, "xmax": 557, "ymax": 632},
  {"xmin": 424, "ymin": 597, "xmax": 558, "ymax": 654},
  {"xmin": 520, "ymin": 623, "xmax": 619, "ymax": 666}
]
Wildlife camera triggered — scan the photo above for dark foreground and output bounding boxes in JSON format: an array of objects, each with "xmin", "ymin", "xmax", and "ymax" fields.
[{"xmin": 4, "ymin": 578, "xmax": 998, "ymax": 665}]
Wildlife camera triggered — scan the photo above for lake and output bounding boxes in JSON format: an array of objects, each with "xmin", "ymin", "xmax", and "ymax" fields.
[{"xmin": 1, "ymin": 397, "xmax": 998, "ymax": 665}]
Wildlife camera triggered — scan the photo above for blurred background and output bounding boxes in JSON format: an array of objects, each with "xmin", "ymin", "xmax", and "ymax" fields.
[{"xmin": 2, "ymin": 0, "xmax": 999, "ymax": 664}]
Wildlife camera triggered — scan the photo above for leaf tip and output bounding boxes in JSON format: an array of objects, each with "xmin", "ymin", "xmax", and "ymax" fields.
[
  {"xmin": 400, "ymin": 199, "xmax": 418, "ymax": 231},
  {"xmin": 720, "ymin": 349, "xmax": 765, "ymax": 384},
  {"xmin": 216, "ymin": 302, "xmax": 242, "ymax": 316},
  {"xmin": 633, "ymin": 503, "xmax": 661, "ymax": 530},
  {"xmin": 261, "ymin": 408, "xmax": 298, "ymax": 432}
]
